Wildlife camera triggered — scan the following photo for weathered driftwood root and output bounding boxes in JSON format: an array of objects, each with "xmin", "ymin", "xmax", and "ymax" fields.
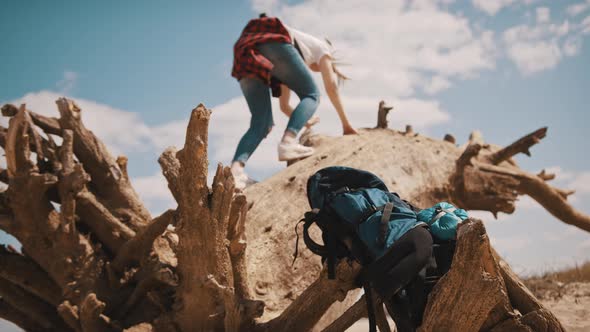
[
  {"xmin": 0, "ymin": 246, "xmax": 61, "ymax": 306},
  {"xmin": 419, "ymin": 219, "xmax": 564, "ymax": 332},
  {"xmin": 376, "ymin": 100, "xmax": 393, "ymax": 129},
  {"xmin": 321, "ymin": 295, "xmax": 368, "ymax": 332},
  {"xmin": 0, "ymin": 99, "xmax": 180, "ymax": 331},
  {"xmin": 0, "ymin": 277, "xmax": 69, "ymax": 330},
  {"xmin": 487, "ymin": 127, "xmax": 547, "ymax": 165},
  {"xmin": 0, "ymin": 97, "xmax": 571, "ymax": 332},
  {"xmin": 260, "ymin": 260, "xmax": 362, "ymax": 332},
  {"xmin": 443, "ymin": 133, "xmax": 456, "ymax": 144},
  {"xmin": 55, "ymin": 98, "xmax": 151, "ymax": 231},
  {"xmin": 167, "ymin": 104, "xmax": 264, "ymax": 331},
  {"xmin": 112, "ymin": 209, "xmax": 176, "ymax": 272},
  {"xmin": 0, "ymin": 297, "xmax": 52, "ymax": 331},
  {"xmin": 450, "ymin": 128, "xmax": 590, "ymax": 233}
]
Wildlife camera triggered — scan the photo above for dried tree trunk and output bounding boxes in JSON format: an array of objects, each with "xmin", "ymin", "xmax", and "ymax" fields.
[
  {"xmin": 375, "ymin": 100, "xmax": 393, "ymax": 129},
  {"xmin": 0, "ymin": 98, "xmax": 578, "ymax": 331},
  {"xmin": 419, "ymin": 219, "xmax": 564, "ymax": 331}
]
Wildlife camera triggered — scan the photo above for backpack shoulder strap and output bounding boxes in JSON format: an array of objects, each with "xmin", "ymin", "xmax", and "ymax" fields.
[
  {"xmin": 376, "ymin": 202, "xmax": 394, "ymax": 248},
  {"xmin": 364, "ymin": 283, "xmax": 377, "ymax": 332},
  {"xmin": 295, "ymin": 208, "xmax": 341, "ymax": 280},
  {"xmin": 292, "ymin": 209, "xmax": 327, "ymax": 266}
]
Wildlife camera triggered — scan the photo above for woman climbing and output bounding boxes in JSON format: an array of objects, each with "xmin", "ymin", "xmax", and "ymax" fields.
[{"xmin": 230, "ymin": 14, "xmax": 357, "ymax": 189}]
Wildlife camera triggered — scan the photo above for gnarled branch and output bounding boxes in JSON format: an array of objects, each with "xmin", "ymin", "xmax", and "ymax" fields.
[
  {"xmin": 537, "ymin": 169, "xmax": 555, "ymax": 181},
  {"xmin": 376, "ymin": 100, "xmax": 393, "ymax": 129},
  {"xmin": 5, "ymin": 104, "xmax": 35, "ymax": 177},
  {"xmin": 76, "ymin": 190, "xmax": 136, "ymax": 253},
  {"xmin": 0, "ymin": 298, "xmax": 49, "ymax": 332},
  {"xmin": 79, "ymin": 293, "xmax": 117, "ymax": 332},
  {"xmin": 261, "ymin": 260, "xmax": 362, "ymax": 332},
  {"xmin": 121, "ymin": 267, "xmax": 177, "ymax": 316},
  {"xmin": 112, "ymin": 209, "xmax": 176, "ymax": 272},
  {"xmin": 0, "ymin": 277, "xmax": 69, "ymax": 330},
  {"xmin": 58, "ymin": 301, "xmax": 82, "ymax": 332},
  {"xmin": 321, "ymin": 295, "xmax": 367, "ymax": 332},
  {"xmin": 474, "ymin": 162, "xmax": 590, "ymax": 233},
  {"xmin": 56, "ymin": 97, "xmax": 151, "ymax": 231},
  {"xmin": 228, "ymin": 194, "xmax": 250, "ymax": 300},
  {"xmin": 488, "ymin": 127, "xmax": 547, "ymax": 165},
  {"xmin": 174, "ymin": 104, "xmax": 238, "ymax": 331},
  {"xmin": 158, "ymin": 147, "xmax": 182, "ymax": 203},
  {"xmin": 0, "ymin": 246, "xmax": 61, "ymax": 306},
  {"xmin": 418, "ymin": 219, "xmax": 565, "ymax": 331}
]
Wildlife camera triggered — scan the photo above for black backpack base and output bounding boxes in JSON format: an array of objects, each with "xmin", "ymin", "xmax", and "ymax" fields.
[{"xmin": 383, "ymin": 238, "xmax": 457, "ymax": 331}]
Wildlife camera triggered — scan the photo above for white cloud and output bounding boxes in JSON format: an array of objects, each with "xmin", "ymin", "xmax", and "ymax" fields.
[
  {"xmin": 133, "ymin": 172, "xmax": 172, "ymax": 202},
  {"xmin": 502, "ymin": 17, "xmax": 584, "ymax": 75},
  {"xmin": 536, "ymin": 7, "xmax": 550, "ymax": 24},
  {"xmin": 567, "ymin": 0, "xmax": 590, "ymax": 17},
  {"xmin": 472, "ymin": 0, "xmax": 515, "ymax": 16},
  {"xmin": 150, "ymin": 120, "xmax": 187, "ymax": 151},
  {"xmin": 579, "ymin": 237, "xmax": 590, "ymax": 251},
  {"xmin": 541, "ymin": 166, "xmax": 590, "ymax": 197},
  {"xmin": 568, "ymin": 171, "xmax": 590, "ymax": 195},
  {"xmin": 424, "ymin": 76, "xmax": 452, "ymax": 95},
  {"xmin": 543, "ymin": 166, "xmax": 575, "ymax": 181},
  {"xmin": 490, "ymin": 234, "xmax": 532, "ymax": 251},
  {"xmin": 471, "ymin": 0, "xmax": 536, "ymax": 16},
  {"xmin": 132, "ymin": 172, "xmax": 175, "ymax": 214},
  {"xmin": 563, "ymin": 37, "xmax": 583, "ymax": 56},
  {"xmin": 582, "ymin": 15, "xmax": 590, "ymax": 34},
  {"xmin": 501, "ymin": 6, "xmax": 590, "ymax": 75},
  {"xmin": 6, "ymin": 91, "xmax": 152, "ymax": 156},
  {"xmin": 56, "ymin": 71, "xmax": 78, "ymax": 94},
  {"xmin": 257, "ymin": 0, "xmax": 495, "ymax": 99},
  {"xmin": 505, "ymin": 40, "xmax": 562, "ymax": 74},
  {"xmin": 515, "ymin": 195, "xmax": 539, "ymax": 210}
]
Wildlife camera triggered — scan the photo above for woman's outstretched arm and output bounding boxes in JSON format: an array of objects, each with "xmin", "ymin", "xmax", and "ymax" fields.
[{"xmin": 318, "ymin": 55, "xmax": 357, "ymax": 135}]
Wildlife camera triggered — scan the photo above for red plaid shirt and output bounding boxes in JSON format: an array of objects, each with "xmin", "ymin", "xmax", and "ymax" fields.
[{"xmin": 231, "ymin": 17, "xmax": 292, "ymax": 97}]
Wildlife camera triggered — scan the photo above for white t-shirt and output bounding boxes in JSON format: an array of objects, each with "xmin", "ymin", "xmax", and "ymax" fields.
[{"xmin": 285, "ymin": 26, "xmax": 332, "ymax": 66}]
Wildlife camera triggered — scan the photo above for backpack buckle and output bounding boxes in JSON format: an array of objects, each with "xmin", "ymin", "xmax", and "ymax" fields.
[{"xmin": 333, "ymin": 186, "xmax": 350, "ymax": 194}]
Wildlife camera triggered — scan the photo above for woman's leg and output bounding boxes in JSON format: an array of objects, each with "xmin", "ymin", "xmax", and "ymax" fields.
[
  {"xmin": 258, "ymin": 42, "xmax": 320, "ymax": 136},
  {"xmin": 231, "ymin": 77, "xmax": 274, "ymax": 166},
  {"xmin": 370, "ymin": 226, "xmax": 433, "ymax": 300}
]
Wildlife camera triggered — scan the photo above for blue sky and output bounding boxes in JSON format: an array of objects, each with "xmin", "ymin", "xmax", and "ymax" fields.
[{"xmin": 2, "ymin": 0, "xmax": 590, "ymax": 281}]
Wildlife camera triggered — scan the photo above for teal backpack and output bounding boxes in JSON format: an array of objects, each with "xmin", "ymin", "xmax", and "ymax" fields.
[
  {"xmin": 294, "ymin": 166, "xmax": 423, "ymax": 332},
  {"xmin": 295, "ymin": 166, "xmax": 422, "ymax": 272},
  {"xmin": 294, "ymin": 167, "xmax": 467, "ymax": 332}
]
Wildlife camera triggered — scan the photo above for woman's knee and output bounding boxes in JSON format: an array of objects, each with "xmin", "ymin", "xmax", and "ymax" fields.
[
  {"xmin": 247, "ymin": 120, "xmax": 273, "ymax": 140},
  {"xmin": 301, "ymin": 90, "xmax": 321, "ymax": 108}
]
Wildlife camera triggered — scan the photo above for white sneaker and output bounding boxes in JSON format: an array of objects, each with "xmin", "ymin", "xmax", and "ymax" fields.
[
  {"xmin": 231, "ymin": 168, "xmax": 257, "ymax": 190},
  {"xmin": 278, "ymin": 141, "xmax": 315, "ymax": 161},
  {"xmin": 231, "ymin": 168, "xmax": 248, "ymax": 190}
]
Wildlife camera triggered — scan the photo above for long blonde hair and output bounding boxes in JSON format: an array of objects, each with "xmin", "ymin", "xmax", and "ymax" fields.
[{"xmin": 325, "ymin": 38, "xmax": 350, "ymax": 86}]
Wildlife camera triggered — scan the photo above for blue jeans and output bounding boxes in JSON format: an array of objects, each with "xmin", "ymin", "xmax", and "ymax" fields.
[{"xmin": 232, "ymin": 42, "xmax": 320, "ymax": 164}]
